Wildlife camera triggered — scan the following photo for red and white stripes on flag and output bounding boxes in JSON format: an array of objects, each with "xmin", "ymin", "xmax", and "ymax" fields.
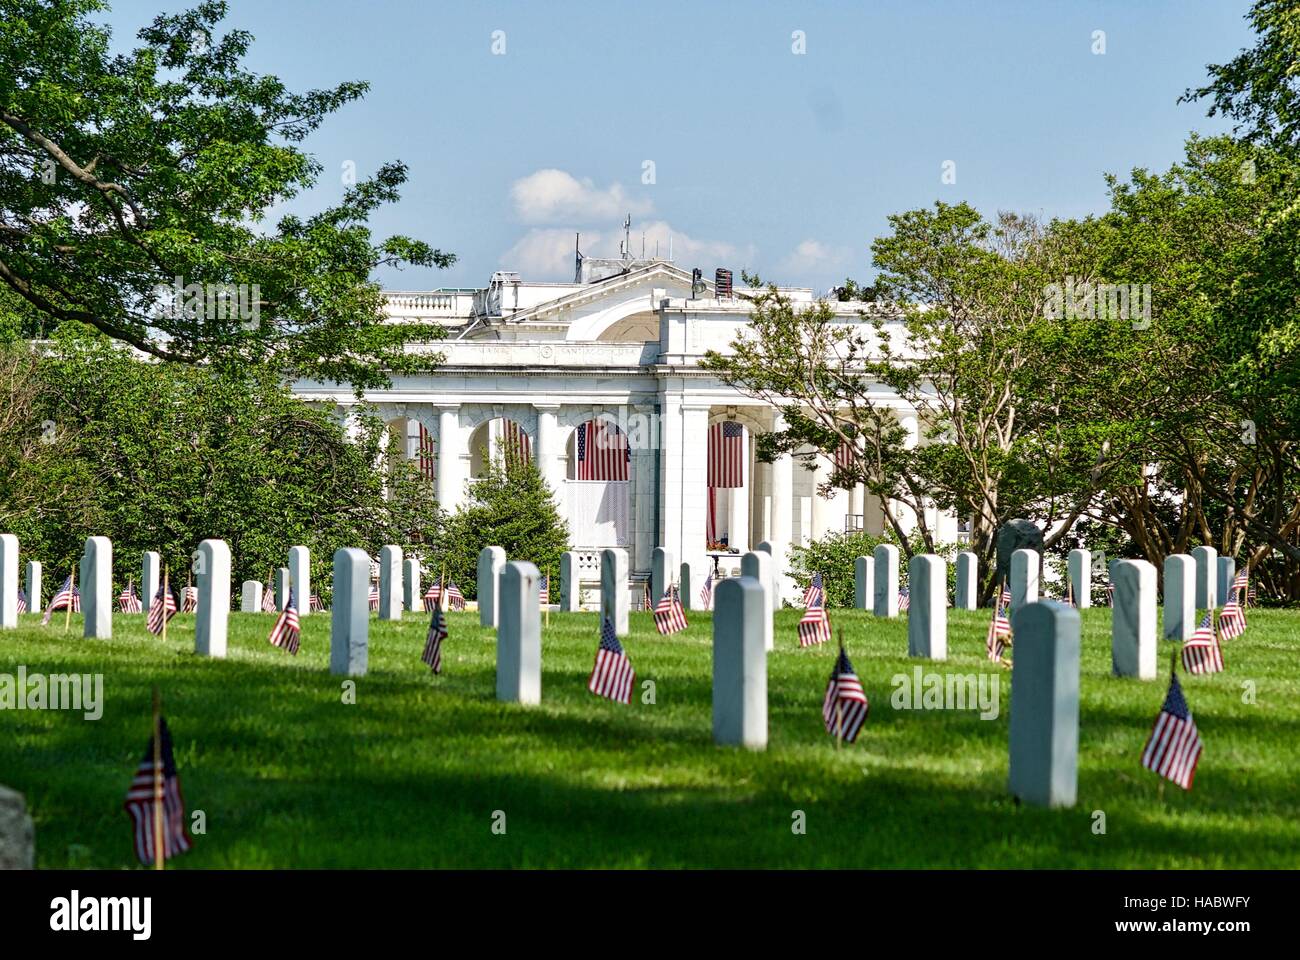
[
  {"xmin": 1218, "ymin": 599, "xmax": 1246, "ymax": 640},
  {"xmin": 588, "ymin": 616, "xmax": 635, "ymax": 704},
  {"xmin": 986, "ymin": 589, "xmax": 1011, "ymax": 662},
  {"xmin": 417, "ymin": 423, "xmax": 436, "ymax": 481},
  {"xmin": 424, "ymin": 581, "xmax": 466, "ymax": 612},
  {"xmin": 309, "ymin": 593, "xmax": 327, "ymax": 612},
  {"xmin": 798, "ymin": 580, "xmax": 831, "ymax": 647},
  {"xmin": 262, "ymin": 582, "xmax": 277, "ymax": 613},
  {"xmin": 368, "ymin": 582, "xmax": 380, "ymax": 612},
  {"xmin": 707, "ymin": 421, "xmax": 745, "ymax": 488},
  {"xmin": 117, "ymin": 581, "xmax": 143, "ymax": 614},
  {"xmin": 834, "ymin": 437, "xmax": 858, "ymax": 473},
  {"xmin": 823, "ymin": 647, "xmax": 869, "ymax": 742},
  {"xmin": 123, "ymin": 716, "xmax": 193, "ymax": 866},
  {"xmin": 699, "ymin": 571, "xmax": 714, "ymax": 611},
  {"xmin": 575, "ymin": 419, "xmax": 629, "ymax": 481},
  {"xmin": 803, "ymin": 572, "xmax": 825, "ymax": 609},
  {"xmin": 1140, "ymin": 673, "xmax": 1203, "ymax": 790},
  {"xmin": 268, "ymin": 588, "xmax": 301, "ymax": 655},
  {"xmin": 1180, "ymin": 611, "xmax": 1223, "ymax": 674},
  {"xmin": 16, "ymin": 588, "xmax": 27, "ymax": 614},
  {"xmin": 422, "ymin": 596, "xmax": 447, "ymax": 674},
  {"xmin": 181, "ymin": 586, "xmax": 198, "ymax": 613},
  {"xmin": 653, "ymin": 585, "xmax": 688, "ymax": 635},
  {"xmin": 146, "ymin": 585, "xmax": 178, "ymax": 635},
  {"xmin": 503, "ymin": 420, "xmax": 532, "ymax": 468},
  {"xmin": 41, "ymin": 574, "xmax": 80, "ymax": 624}
]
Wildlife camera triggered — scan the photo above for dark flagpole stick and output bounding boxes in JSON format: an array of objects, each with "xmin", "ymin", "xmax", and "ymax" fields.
[
  {"xmin": 64, "ymin": 562, "xmax": 76, "ymax": 633},
  {"xmin": 152, "ymin": 686, "xmax": 164, "ymax": 871}
]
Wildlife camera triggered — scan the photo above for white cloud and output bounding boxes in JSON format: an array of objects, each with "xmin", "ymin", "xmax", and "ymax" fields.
[
  {"xmin": 501, "ymin": 219, "xmax": 752, "ymax": 281},
  {"xmin": 779, "ymin": 239, "xmax": 851, "ymax": 276},
  {"xmin": 511, "ymin": 169, "xmax": 653, "ymax": 224}
]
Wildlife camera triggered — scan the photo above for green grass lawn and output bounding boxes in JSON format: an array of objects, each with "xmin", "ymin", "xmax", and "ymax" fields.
[{"xmin": 1, "ymin": 603, "xmax": 1297, "ymax": 868}]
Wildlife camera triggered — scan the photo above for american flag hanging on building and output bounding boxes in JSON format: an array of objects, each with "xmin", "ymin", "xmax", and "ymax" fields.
[
  {"xmin": 575, "ymin": 419, "xmax": 629, "ymax": 481},
  {"xmin": 146, "ymin": 584, "xmax": 178, "ymax": 635},
  {"xmin": 653, "ymin": 584, "xmax": 688, "ymax": 635},
  {"xmin": 422, "ymin": 593, "xmax": 447, "ymax": 674},
  {"xmin": 823, "ymin": 646, "xmax": 869, "ymax": 743},
  {"xmin": 898, "ymin": 586, "xmax": 911, "ymax": 612},
  {"xmin": 1140, "ymin": 673, "xmax": 1204, "ymax": 790},
  {"xmin": 41, "ymin": 574, "xmax": 80, "ymax": 624},
  {"xmin": 588, "ymin": 616, "xmax": 635, "ymax": 704},
  {"xmin": 181, "ymin": 585, "xmax": 198, "ymax": 613},
  {"xmin": 707, "ymin": 421, "xmax": 745, "ymax": 488},
  {"xmin": 1218, "ymin": 597, "xmax": 1246, "ymax": 639},
  {"xmin": 798, "ymin": 586, "xmax": 831, "ymax": 647},
  {"xmin": 803, "ymin": 571, "xmax": 825, "ymax": 609},
  {"xmin": 986, "ymin": 589, "xmax": 1011, "ymax": 662},
  {"xmin": 1180, "ymin": 611, "xmax": 1223, "ymax": 675},
  {"xmin": 123, "ymin": 716, "xmax": 193, "ymax": 866},
  {"xmin": 16, "ymin": 587, "xmax": 26, "ymax": 614},
  {"xmin": 262, "ymin": 581, "xmax": 276, "ymax": 612},
  {"xmin": 699, "ymin": 570, "xmax": 714, "ymax": 611},
  {"xmin": 417, "ymin": 422, "xmax": 436, "ymax": 481},
  {"xmin": 268, "ymin": 588, "xmax": 301, "ymax": 655},
  {"xmin": 503, "ymin": 420, "xmax": 532, "ymax": 469},
  {"xmin": 834, "ymin": 437, "xmax": 858, "ymax": 473},
  {"xmin": 117, "ymin": 580, "xmax": 143, "ymax": 614}
]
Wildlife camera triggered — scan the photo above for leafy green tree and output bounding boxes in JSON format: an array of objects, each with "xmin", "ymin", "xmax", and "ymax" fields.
[
  {"xmin": 437, "ymin": 452, "xmax": 569, "ymax": 599},
  {"xmin": 0, "ymin": 0, "xmax": 452, "ymax": 388}
]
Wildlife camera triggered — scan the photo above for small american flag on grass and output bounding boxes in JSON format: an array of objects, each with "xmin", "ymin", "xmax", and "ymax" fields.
[
  {"xmin": 798, "ymin": 579, "xmax": 831, "ymax": 647},
  {"xmin": 145, "ymin": 585, "xmax": 177, "ymax": 635},
  {"xmin": 368, "ymin": 582, "xmax": 380, "ymax": 612},
  {"xmin": 699, "ymin": 571, "xmax": 714, "ymax": 610},
  {"xmin": 123, "ymin": 716, "xmax": 192, "ymax": 867},
  {"xmin": 41, "ymin": 574, "xmax": 80, "ymax": 624},
  {"xmin": 180, "ymin": 585, "xmax": 198, "ymax": 613},
  {"xmin": 1180, "ymin": 611, "xmax": 1223, "ymax": 675},
  {"xmin": 539, "ymin": 573, "xmax": 550, "ymax": 604},
  {"xmin": 1140, "ymin": 673, "xmax": 1203, "ymax": 790},
  {"xmin": 261, "ymin": 582, "xmax": 276, "ymax": 612},
  {"xmin": 802, "ymin": 571, "xmax": 824, "ymax": 608},
  {"xmin": 117, "ymin": 580, "xmax": 143, "ymax": 614},
  {"xmin": 986, "ymin": 589, "xmax": 1011, "ymax": 662},
  {"xmin": 823, "ymin": 646, "xmax": 869, "ymax": 743},
  {"xmin": 653, "ymin": 584, "xmax": 688, "ymax": 635},
  {"xmin": 588, "ymin": 616, "xmax": 635, "ymax": 704},
  {"xmin": 898, "ymin": 586, "xmax": 910, "ymax": 612},
  {"xmin": 268, "ymin": 588, "xmax": 301, "ymax": 655},
  {"xmin": 309, "ymin": 593, "xmax": 326, "ymax": 612},
  {"xmin": 16, "ymin": 587, "xmax": 26, "ymax": 614},
  {"xmin": 422, "ymin": 595, "xmax": 447, "ymax": 674}
]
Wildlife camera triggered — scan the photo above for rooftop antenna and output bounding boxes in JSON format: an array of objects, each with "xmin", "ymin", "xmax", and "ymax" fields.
[
  {"xmin": 641, "ymin": 232, "xmax": 646, "ymax": 259},
  {"xmin": 620, "ymin": 213, "xmax": 632, "ymax": 260}
]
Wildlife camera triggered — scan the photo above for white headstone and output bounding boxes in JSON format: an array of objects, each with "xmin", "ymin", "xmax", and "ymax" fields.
[
  {"xmin": 1008, "ymin": 600, "xmax": 1081, "ymax": 808},
  {"xmin": 559, "ymin": 551, "xmax": 581, "ymax": 612},
  {"xmin": 907, "ymin": 554, "xmax": 947, "ymax": 660},
  {"xmin": 740, "ymin": 551, "xmax": 774, "ymax": 652},
  {"xmin": 1163, "ymin": 554, "xmax": 1195, "ymax": 641},
  {"xmin": 873, "ymin": 544, "xmax": 899, "ymax": 617},
  {"xmin": 953, "ymin": 552, "xmax": 977, "ymax": 610},
  {"xmin": 712, "ymin": 575, "xmax": 767, "ymax": 749},
  {"xmin": 1067, "ymin": 549, "xmax": 1091, "ymax": 608},
  {"xmin": 141, "ymin": 552, "xmax": 159, "ymax": 611},
  {"xmin": 275, "ymin": 567, "xmax": 290, "ymax": 611},
  {"xmin": 289, "ymin": 546, "xmax": 310, "ymax": 616},
  {"xmin": 1192, "ymin": 545, "xmax": 1217, "ymax": 610},
  {"xmin": 651, "ymin": 547, "xmax": 674, "ymax": 607},
  {"xmin": 1216, "ymin": 556, "xmax": 1235, "ymax": 609},
  {"xmin": 679, "ymin": 561, "xmax": 704, "ymax": 612},
  {"xmin": 477, "ymin": 546, "xmax": 506, "ymax": 627},
  {"xmin": 24, "ymin": 560, "xmax": 41, "ymax": 613},
  {"xmin": 854, "ymin": 556, "xmax": 874, "ymax": 610},
  {"xmin": 1010, "ymin": 549, "xmax": 1039, "ymax": 613},
  {"xmin": 755, "ymin": 540, "xmax": 781, "ymax": 612},
  {"xmin": 81, "ymin": 536, "xmax": 112, "ymax": 638},
  {"xmin": 601, "ymin": 548, "xmax": 629, "ymax": 636},
  {"xmin": 378, "ymin": 545, "xmax": 403, "ymax": 620},
  {"xmin": 0, "ymin": 535, "xmax": 17, "ymax": 629},
  {"xmin": 497, "ymin": 561, "xmax": 541, "ymax": 705},
  {"xmin": 1112, "ymin": 559, "xmax": 1157, "ymax": 679},
  {"xmin": 330, "ymin": 548, "xmax": 369, "ymax": 676},
  {"xmin": 240, "ymin": 580, "xmax": 263, "ymax": 613},
  {"xmin": 194, "ymin": 539, "xmax": 231, "ymax": 658},
  {"xmin": 403, "ymin": 558, "xmax": 421, "ymax": 612}
]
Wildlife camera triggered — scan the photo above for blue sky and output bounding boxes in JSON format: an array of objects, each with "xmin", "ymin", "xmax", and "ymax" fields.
[{"xmin": 101, "ymin": 0, "xmax": 1256, "ymax": 293}]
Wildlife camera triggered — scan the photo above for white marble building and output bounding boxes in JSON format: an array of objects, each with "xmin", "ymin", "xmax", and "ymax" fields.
[{"xmin": 293, "ymin": 255, "xmax": 960, "ymax": 600}]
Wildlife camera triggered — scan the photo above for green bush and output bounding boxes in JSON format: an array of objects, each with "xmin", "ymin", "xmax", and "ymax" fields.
[{"xmin": 789, "ymin": 529, "xmax": 965, "ymax": 607}]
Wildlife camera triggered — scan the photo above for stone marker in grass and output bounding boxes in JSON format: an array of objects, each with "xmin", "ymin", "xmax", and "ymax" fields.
[
  {"xmin": 275, "ymin": 567, "xmax": 290, "ymax": 611},
  {"xmin": 24, "ymin": 560, "xmax": 41, "ymax": 613},
  {"xmin": 1067, "ymin": 548, "xmax": 1091, "ymax": 609},
  {"xmin": 379, "ymin": 544, "xmax": 402, "ymax": 621},
  {"xmin": 601, "ymin": 548, "xmax": 629, "ymax": 636},
  {"xmin": 1164, "ymin": 554, "xmax": 1195, "ymax": 641},
  {"xmin": 680, "ymin": 560, "xmax": 704, "ymax": 611},
  {"xmin": 1010, "ymin": 548, "xmax": 1039, "ymax": 613},
  {"xmin": 651, "ymin": 547, "xmax": 673, "ymax": 608},
  {"xmin": 1216, "ymin": 556, "xmax": 1236, "ymax": 610},
  {"xmin": 1192, "ymin": 545, "xmax": 1217, "ymax": 610},
  {"xmin": 497, "ymin": 561, "xmax": 541, "ymax": 705},
  {"xmin": 560, "ymin": 551, "xmax": 581, "ymax": 612},
  {"xmin": 740, "ymin": 550, "xmax": 774, "ymax": 651},
  {"xmin": 0, "ymin": 535, "xmax": 17, "ymax": 629},
  {"xmin": 1112, "ymin": 559, "xmax": 1156, "ymax": 680},
  {"xmin": 712, "ymin": 574, "xmax": 767, "ymax": 749},
  {"xmin": 1008, "ymin": 600, "xmax": 1081, "ymax": 808},
  {"xmin": 81, "ymin": 536, "xmax": 112, "ymax": 639},
  {"xmin": 330, "ymin": 548, "xmax": 369, "ymax": 676},
  {"xmin": 873, "ymin": 543, "xmax": 899, "ymax": 618},
  {"xmin": 241, "ymin": 580, "xmax": 262, "ymax": 613},
  {"xmin": 403, "ymin": 558, "xmax": 421, "ymax": 613},
  {"xmin": 907, "ymin": 554, "xmax": 947, "ymax": 660},
  {"xmin": 954, "ymin": 552, "xmax": 977, "ymax": 610},
  {"xmin": 755, "ymin": 540, "xmax": 779, "ymax": 613},
  {"xmin": 194, "ymin": 539, "xmax": 231, "ymax": 658},
  {"xmin": 289, "ymin": 545, "xmax": 310, "ymax": 616},
  {"xmin": 855, "ymin": 555, "xmax": 874, "ymax": 610},
  {"xmin": 142, "ymin": 553, "xmax": 159, "ymax": 611},
  {"xmin": 477, "ymin": 545, "xmax": 506, "ymax": 628}
]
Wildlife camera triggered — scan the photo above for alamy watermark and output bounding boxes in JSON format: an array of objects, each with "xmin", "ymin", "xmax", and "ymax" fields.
[
  {"xmin": 1043, "ymin": 276, "xmax": 1151, "ymax": 328},
  {"xmin": 890, "ymin": 667, "xmax": 1000, "ymax": 720},
  {"xmin": 0, "ymin": 667, "xmax": 103, "ymax": 719},
  {"xmin": 152, "ymin": 275, "xmax": 261, "ymax": 328}
]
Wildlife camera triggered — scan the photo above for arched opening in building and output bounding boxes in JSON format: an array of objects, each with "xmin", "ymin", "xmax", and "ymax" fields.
[{"xmin": 564, "ymin": 417, "xmax": 631, "ymax": 549}]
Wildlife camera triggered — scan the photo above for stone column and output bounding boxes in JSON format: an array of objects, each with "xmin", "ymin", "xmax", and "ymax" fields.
[
  {"xmin": 850, "ymin": 483, "xmax": 865, "ymax": 524},
  {"xmin": 141, "ymin": 552, "xmax": 159, "ymax": 612},
  {"xmin": 630, "ymin": 402, "xmax": 657, "ymax": 574},
  {"xmin": 533, "ymin": 403, "xmax": 564, "ymax": 495},
  {"xmin": 403, "ymin": 558, "xmax": 421, "ymax": 612},
  {"xmin": 873, "ymin": 543, "xmax": 899, "ymax": 617},
  {"xmin": 477, "ymin": 546, "xmax": 506, "ymax": 627},
  {"xmin": 601, "ymin": 548, "xmax": 630, "ymax": 636},
  {"xmin": 289, "ymin": 545, "xmax": 310, "ymax": 616},
  {"xmin": 1192, "ymin": 545, "xmax": 1217, "ymax": 610},
  {"xmin": 1010, "ymin": 549, "xmax": 1039, "ymax": 613},
  {"xmin": 1163, "ymin": 554, "xmax": 1195, "ymax": 641},
  {"xmin": 81, "ymin": 536, "xmax": 112, "ymax": 639},
  {"xmin": 559, "ymin": 551, "xmax": 581, "ymax": 612},
  {"xmin": 651, "ymin": 547, "xmax": 673, "ymax": 607},
  {"xmin": 769, "ymin": 431, "xmax": 794, "ymax": 604},
  {"xmin": 194, "ymin": 539, "xmax": 231, "ymax": 658},
  {"xmin": 907, "ymin": 554, "xmax": 947, "ymax": 660},
  {"xmin": 954, "ymin": 552, "xmax": 978, "ymax": 610},
  {"xmin": 657, "ymin": 395, "xmax": 710, "ymax": 586},
  {"xmin": 854, "ymin": 555, "xmax": 874, "ymax": 610},
  {"xmin": 1008, "ymin": 601, "xmax": 1081, "ymax": 808},
  {"xmin": 1067, "ymin": 548, "xmax": 1091, "ymax": 608},
  {"xmin": 330, "ymin": 548, "xmax": 370, "ymax": 676},
  {"xmin": 378, "ymin": 545, "xmax": 403, "ymax": 620},
  {"xmin": 1112, "ymin": 559, "xmax": 1157, "ymax": 679},
  {"xmin": 712, "ymin": 575, "xmax": 767, "ymax": 749},
  {"xmin": 241, "ymin": 580, "xmax": 263, "ymax": 613},
  {"xmin": 0, "ymin": 535, "xmax": 17, "ymax": 629},
  {"xmin": 497, "ymin": 561, "xmax": 542, "ymax": 705},
  {"xmin": 435, "ymin": 405, "xmax": 463, "ymax": 514},
  {"xmin": 740, "ymin": 550, "xmax": 774, "ymax": 651},
  {"xmin": 809, "ymin": 455, "xmax": 828, "ymax": 541},
  {"xmin": 727, "ymin": 435, "xmax": 749, "ymax": 553},
  {"xmin": 24, "ymin": 560, "xmax": 41, "ymax": 613}
]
